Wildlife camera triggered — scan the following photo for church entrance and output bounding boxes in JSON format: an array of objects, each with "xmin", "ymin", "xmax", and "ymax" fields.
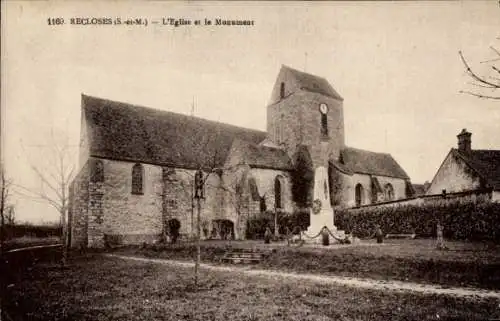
[{"xmin": 211, "ymin": 219, "xmax": 234, "ymax": 240}]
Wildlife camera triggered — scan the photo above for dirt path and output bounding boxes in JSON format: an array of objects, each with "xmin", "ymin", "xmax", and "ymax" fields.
[{"xmin": 105, "ymin": 254, "xmax": 500, "ymax": 300}]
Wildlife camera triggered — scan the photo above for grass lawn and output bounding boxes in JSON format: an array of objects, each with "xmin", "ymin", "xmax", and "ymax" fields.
[
  {"xmin": 3, "ymin": 253, "xmax": 500, "ymax": 321},
  {"xmin": 114, "ymin": 238, "xmax": 500, "ymax": 290}
]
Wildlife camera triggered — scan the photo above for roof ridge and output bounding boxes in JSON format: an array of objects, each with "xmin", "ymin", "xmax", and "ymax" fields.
[
  {"xmin": 470, "ymin": 149, "xmax": 500, "ymax": 152},
  {"xmin": 82, "ymin": 94, "xmax": 266, "ymax": 135},
  {"xmin": 452, "ymin": 148, "xmax": 500, "ymax": 153},
  {"xmin": 281, "ymin": 65, "xmax": 329, "ymax": 82},
  {"xmin": 343, "ymin": 146, "xmax": 392, "ymax": 156}
]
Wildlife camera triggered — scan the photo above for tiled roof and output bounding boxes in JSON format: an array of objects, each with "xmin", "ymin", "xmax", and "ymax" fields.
[
  {"xmin": 82, "ymin": 95, "xmax": 267, "ymax": 170},
  {"xmin": 329, "ymin": 159, "xmax": 354, "ymax": 175},
  {"xmin": 340, "ymin": 147, "xmax": 410, "ymax": 179},
  {"xmin": 283, "ymin": 65, "xmax": 343, "ymax": 100},
  {"xmin": 453, "ymin": 148, "xmax": 500, "ymax": 190},
  {"xmin": 230, "ymin": 139, "xmax": 293, "ymax": 170}
]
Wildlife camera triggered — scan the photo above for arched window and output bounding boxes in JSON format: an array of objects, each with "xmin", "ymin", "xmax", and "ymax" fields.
[
  {"xmin": 274, "ymin": 176, "xmax": 283, "ymax": 209},
  {"xmin": 355, "ymin": 183, "xmax": 364, "ymax": 207},
  {"xmin": 132, "ymin": 163, "xmax": 144, "ymax": 195},
  {"xmin": 321, "ymin": 113, "xmax": 328, "ymax": 138},
  {"xmin": 384, "ymin": 183, "xmax": 394, "ymax": 201},
  {"xmin": 280, "ymin": 82, "xmax": 285, "ymax": 99}
]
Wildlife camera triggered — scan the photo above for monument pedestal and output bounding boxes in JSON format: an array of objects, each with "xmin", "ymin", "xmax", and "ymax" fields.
[
  {"xmin": 303, "ymin": 208, "xmax": 345, "ymax": 244},
  {"xmin": 306, "ymin": 208, "xmax": 336, "ymax": 236},
  {"xmin": 300, "ymin": 165, "xmax": 345, "ymax": 245}
]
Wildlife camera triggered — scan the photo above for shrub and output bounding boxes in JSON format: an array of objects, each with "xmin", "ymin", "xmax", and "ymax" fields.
[
  {"xmin": 335, "ymin": 200, "xmax": 500, "ymax": 242},
  {"xmin": 277, "ymin": 209, "xmax": 310, "ymax": 235},
  {"xmin": 245, "ymin": 211, "xmax": 274, "ymax": 239},
  {"xmin": 3, "ymin": 223, "xmax": 62, "ymax": 240}
]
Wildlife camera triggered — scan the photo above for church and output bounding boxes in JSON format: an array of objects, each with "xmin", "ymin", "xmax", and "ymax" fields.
[{"xmin": 69, "ymin": 65, "xmax": 414, "ymax": 248}]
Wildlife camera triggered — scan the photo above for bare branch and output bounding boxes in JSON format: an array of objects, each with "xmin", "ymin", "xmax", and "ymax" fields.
[
  {"xmin": 459, "ymin": 90, "xmax": 500, "ymax": 100},
  {"xmin": 469, "ymin": 81, "xmax": 498, "ymax": 89},
  {"xmin": 481, "ymin": 58, "xmax": 500, "ymax": 64},
  {"xmin": 29, "ymin": 164, "xmax": 63, "ymax": 200},
  {"xmin": 459, "ymin": 51, "xmax": 500, "ymax": 89},
  {"xmin": 490, "ymin": 46, "xmax": 500, "ymax": 57},
  {"xmin": 13, "ymin": 184, "xmax": 63, "ymax": 212},
  {"xmin": 480, "ymin": 46, "xmax": 500, "ymax": 63}
]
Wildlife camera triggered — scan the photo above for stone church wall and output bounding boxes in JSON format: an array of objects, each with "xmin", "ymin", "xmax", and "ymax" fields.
[
  {"xmin": 162, "ymin": 168, "xmax": 196, "ymax": 239},
  {"xmin": 219, "ymin": 167, "xmax": 252, "ymax": 240},
  {"xmin": 74, "ymin": 157, "xmax": 266, "ymax": 246},
  {"xmin": 376, "ymin": 176, "xmax": 407, "ymax": 201},
  {"xmin": 344, "ymin": 173, "xmax": 371, "ymax": 207},
  {"xmin": 98, "ymin": 159, "xmax": 163, "ymax": 246},
  {"xmin": 211, "ymin": 167, "xmax": 293, "ymax": 239},
  {"xmin": 342, "ymin": 173, "xmax": 408, "ymax": 208},
  {"xmin": 250, "ymin": 168, "xmax": 293, "ymax": 213},
  {"xmin": 163, "ymin": 169, "xmax": 226, "ymax": 240},
  {"xmin": 69, "ymin": 161, "xmax": 90, "ymax": 248}
]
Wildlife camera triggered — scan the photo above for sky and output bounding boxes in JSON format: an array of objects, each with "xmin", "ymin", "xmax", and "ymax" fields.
[{"xmin": 2, "ymin": 1, "xmax": 499, "ymax": 223}]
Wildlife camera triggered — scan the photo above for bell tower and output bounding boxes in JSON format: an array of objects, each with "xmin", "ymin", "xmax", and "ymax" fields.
[
  {"xmin": 267, "ymin": 65, "xmax": 345, "ymax": 238},
  {"xmin": 266, "ymin": 65, "xmax": 345, "ymax": 165}
]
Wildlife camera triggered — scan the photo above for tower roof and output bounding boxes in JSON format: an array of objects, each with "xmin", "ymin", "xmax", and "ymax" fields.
[{"xmin": 281, "ymin": 65, "xmax": 343, "ymax": 100}]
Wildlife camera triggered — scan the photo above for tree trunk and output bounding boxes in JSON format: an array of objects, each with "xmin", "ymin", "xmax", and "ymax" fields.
[{"xmin": 60, "ymin": 209, "xmax": 67, "ymax": 266}]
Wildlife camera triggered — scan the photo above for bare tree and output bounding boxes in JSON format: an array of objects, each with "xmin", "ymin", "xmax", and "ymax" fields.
[
  {"xmin": 15, "ymin": 132, "xmax": 77, "ymax": 265},
  {"xmin": 4, "ymin": 205, "xmax": 15, "ymax": 226},
  {"xmin": 459, "ymin": 45, "xmax": 500, "ymax": 100}
]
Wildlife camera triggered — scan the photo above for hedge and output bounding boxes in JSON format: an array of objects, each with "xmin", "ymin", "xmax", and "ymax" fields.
[
  {"xmin": 2, "ymin": 224, "xmax": 62, "ymax": 240},
  {"xmin": 335, "ymin": 200, "xmax": 500, "ymax": 242}
]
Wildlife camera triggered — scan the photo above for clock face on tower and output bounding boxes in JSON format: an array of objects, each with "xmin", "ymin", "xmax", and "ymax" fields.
[{"xmin": 319, "ymin": 103, "xmax": 328, "ymax": 114}]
